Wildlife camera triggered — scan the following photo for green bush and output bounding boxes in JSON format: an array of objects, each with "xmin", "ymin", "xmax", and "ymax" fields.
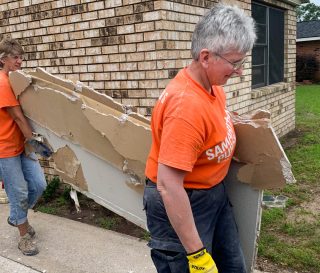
[{"xmin": 43, "ymin": 176, "xmax": 60, "ymax": 202}]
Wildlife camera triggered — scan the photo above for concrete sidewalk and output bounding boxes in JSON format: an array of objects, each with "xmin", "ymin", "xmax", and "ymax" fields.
[
  {"xmin": 0, "ymin": 203, "xmax": 156, "ymax": 273},
  {"xmin": 0, "ymin": 203, "xmax": 273, "ymax": 273}
]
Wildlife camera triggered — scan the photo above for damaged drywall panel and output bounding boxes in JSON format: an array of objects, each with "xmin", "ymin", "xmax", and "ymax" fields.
[
  {"xmin": 9, "ymin": 69, "xmax": 150, "ymax": 187},
  {"xmin": 31, "ymin": 122, "xmax": 146, "ymax": 227},
  {"xmin": 232, "ymin": 110, "xmax": 295, "ymax": 189}
]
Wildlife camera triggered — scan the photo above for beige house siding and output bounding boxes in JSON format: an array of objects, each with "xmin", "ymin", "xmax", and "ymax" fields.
[{"xmin": 0, "ymin": 0, "xmax": 296, "ymax": 137}]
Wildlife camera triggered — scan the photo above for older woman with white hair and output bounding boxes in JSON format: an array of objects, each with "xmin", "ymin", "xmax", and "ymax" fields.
[
  {"xmin": 0, "ymin": 38, "xmax": 47, "ymax": 256},
  {"xmin": 144, "ymin": 4, "xmax": 256, "ymax": 273}
]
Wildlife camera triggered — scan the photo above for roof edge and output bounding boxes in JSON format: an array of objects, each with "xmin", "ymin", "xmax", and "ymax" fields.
[
  {"xmin": 280, "ymin": 0, "xmax": 302, "ymax": 6},
  {"xmin": 297, "ymin": 37, "xmax": 320, "ymax": 42}
]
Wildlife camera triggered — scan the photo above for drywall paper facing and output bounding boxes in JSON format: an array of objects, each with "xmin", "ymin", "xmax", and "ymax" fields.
[
  {"xmin": 82, "ymin": 105, "xmax": 151, "ymax": 162},
  {"xmin": 8, "ymin": 70, "xmax": 32, "ymax": 97},
  {"xmin": 231, "ymin": 110, "xmax": 295, "ymax": 189},
  {"xmin": 9, "ymin": 68, "xmax": 150, "ymax": 185},
  {"xmin": 52, "ymin": 145, "xmax": 88, "ymax": 191}
]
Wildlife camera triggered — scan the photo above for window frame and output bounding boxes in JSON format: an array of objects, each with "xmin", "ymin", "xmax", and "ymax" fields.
[{"xmin": 251, "ymin": 1, "xmax": 285, "ymax": 89}]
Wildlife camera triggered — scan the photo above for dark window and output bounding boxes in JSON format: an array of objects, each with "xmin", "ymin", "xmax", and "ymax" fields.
[{"xmin": 252, "ymin": 2, "xmax": 284, "ymax": 88}]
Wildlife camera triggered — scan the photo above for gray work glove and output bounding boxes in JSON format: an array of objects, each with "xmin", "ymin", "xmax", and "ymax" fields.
[{"xmin": 25, "ymin": 133, "xmax": 53, "ymax": 158}]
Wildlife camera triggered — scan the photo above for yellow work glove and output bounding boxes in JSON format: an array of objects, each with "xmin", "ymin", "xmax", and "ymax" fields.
[{"xmin": 187, "ymin": 247, "xmax": 218, "ymax": 273}]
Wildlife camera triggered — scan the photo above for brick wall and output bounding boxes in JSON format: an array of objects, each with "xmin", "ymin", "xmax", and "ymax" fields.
[
  {"xmin": 0, "ymin": 0, "xmax": 297, "ymax": 137},
  {"xmin": 297, "ymin": 40, "xmax": 320, "ymax": 81},
  {"xmin": 238, "ymin": 0, "xmax": 297, "ymax": 137}
]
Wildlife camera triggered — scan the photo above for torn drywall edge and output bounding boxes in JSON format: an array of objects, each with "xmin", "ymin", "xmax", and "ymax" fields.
[
  {"xmin": 232, "ymin": 110, "xmax": 294, "ymax": 189},
  {"xmin": 9, "ymin": 68, "xmax": 82, "ymax": 105},
  {"xmin": 246, "ymin": 109, "xmax": 271, "ymax": 120},
  {"xmin": 81, "ymin": 96, "xmax": 149, "ymax": 128},
  {"xmin": 237, "ymin": 155, "xmax": 286, "ymax": 189},
  {"xmin": 82, "ymin": 105, "xmax": 151, "ymax": 162},
  {"xmin": 14, "ymin": 68, "xmax": 150, "ymax": 127},
  {"xmin": 17, "ymin": 84, "xmax": 126, "ymax": 166},
  {"xmin": 36, "ymin": 66, "xmax": 150, "ymax": 125},
  {"xmin": 123, "ymin": 160, "xmax": 144, "ymax": 186},
  {"xmin": 11, "ymin": 73, "xmax": 146, "ymax": 184},
  {"xmin": 271, "ymin": 125, "xmax": 293, "ymax": 170},
  {"xmin": 233, "ymin": 120, "xmax": 283, "ymax": 163},
  {"xmin": 8, "ymin": 70, "xmax": 32, "ymax": 98},
  {"xmin": 28, "ymin": 68, "xmax": 126, "ymax": 118},
  {"xmin": 52, "ymin": 145, "xmax": 89, "ymax": 191},
  {"xmin": 30, "ymin": 67, "xmax": 131, "ymax": 116},
  {"xmin": 30, "ymin": 67, "xmax": 75, "ymax": 92},
  {"xmin": 280, "ymin": 157, "xmax": 296, "ymax": 184},
  {"xmin": 52, "ymin": 145, "xmax": 81, "ymax": 179}
]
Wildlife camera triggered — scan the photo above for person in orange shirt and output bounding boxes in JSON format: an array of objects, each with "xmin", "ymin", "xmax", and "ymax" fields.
[
  {"xmin": 144, "ymin": 4, "xmax": 256, "ymax": 273},
  {"xmin": 0, "ymin": 38, "xmax": 46, "ymax": 256}
]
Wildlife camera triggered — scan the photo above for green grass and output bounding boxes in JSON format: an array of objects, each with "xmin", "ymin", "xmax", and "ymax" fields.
[
  {"xmin": 142, "ymin": 230, "xmax": 151, "ymax": 241},
  {"xmin": 96, "ymin": 217, "xmax": 120, "ymax": 230},
  {"xmin": 36, "ymin": 205, "xmax": 58, "ymax": 215},
  {"xmin": 258, "ymin": 84, "xmax": 320, "ymax": 272},
  {"xmin": 288, "ymin": 85, "xmax": 320, "ymax": 183},
  {"xmin": 34, "ymin": 176, "xmax": 72, "ymax": 214}
]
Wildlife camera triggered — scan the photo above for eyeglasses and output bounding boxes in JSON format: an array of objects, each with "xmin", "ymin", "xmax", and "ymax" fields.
[{"xmin": 215, "ymin": 53, "xmax": 246, "ymax": 71}]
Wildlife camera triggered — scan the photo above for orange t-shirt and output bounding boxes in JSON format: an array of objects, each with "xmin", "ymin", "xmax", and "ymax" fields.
[
  {"xmin": 145, "ymin": 68, "xmax": 236, "ymax": 189},
  {"xmin": 0, "ymin": 72, "xmax": 25, "ymax": 158}
]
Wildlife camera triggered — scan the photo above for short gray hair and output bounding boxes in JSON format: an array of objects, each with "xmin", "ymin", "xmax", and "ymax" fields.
[
  {"xmin": 0, "ymin": 38, "xmax": 24, "ymax": 68},
  {"xmin": 191, "ymin": 4, "xmax": 256, "ymax": 60}
]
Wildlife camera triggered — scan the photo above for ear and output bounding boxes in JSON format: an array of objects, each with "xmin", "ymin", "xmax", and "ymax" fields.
[{"xmin": 198, "ymin": 49, "xmax": 210, "ymax": 68}]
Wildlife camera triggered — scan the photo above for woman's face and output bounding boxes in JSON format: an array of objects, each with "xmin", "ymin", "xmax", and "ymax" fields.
[
  {"xmin": 205, "ymin": 51, "xmax": 246, "ymax": 86},
  {"xmin": 1, "ymin": 53, "xmax": 23, "ymax": 73}
]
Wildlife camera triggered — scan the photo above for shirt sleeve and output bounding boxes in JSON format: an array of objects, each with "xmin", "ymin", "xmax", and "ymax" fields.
[
  {"xmin": 158, "ymin": 116, "xmax": 204, "ymax": 172},
  {"xmin": 0, "ymin": 79, "xmax": 20, "ymax": 109}
]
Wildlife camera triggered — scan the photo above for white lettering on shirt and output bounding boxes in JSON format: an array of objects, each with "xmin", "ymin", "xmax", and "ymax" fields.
[
  {"xmin": 205, "ymin": 111, "xmax": 236, "ymax": 163},
  {"xmin": 159, "ymin": 90, "xmax": 168, "ymax": 104}
]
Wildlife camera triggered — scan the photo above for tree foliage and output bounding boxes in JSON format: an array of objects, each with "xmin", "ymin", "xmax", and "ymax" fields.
[{"xmin": 297, "ymin": 1, "xmax": 320, "ymax": 22}]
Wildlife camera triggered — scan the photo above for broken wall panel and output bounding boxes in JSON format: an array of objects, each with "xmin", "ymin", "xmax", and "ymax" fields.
[
  {"xmin": 10, "ymin": 69, "xmax": 151, "ymax": 187},
  {"xmin": 31, "ymin": 122, "xmax": 146, "ymax": 227},
  {"xmin": 232, "ymin": 111, "xmax": 295, "ymax": 189}
]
